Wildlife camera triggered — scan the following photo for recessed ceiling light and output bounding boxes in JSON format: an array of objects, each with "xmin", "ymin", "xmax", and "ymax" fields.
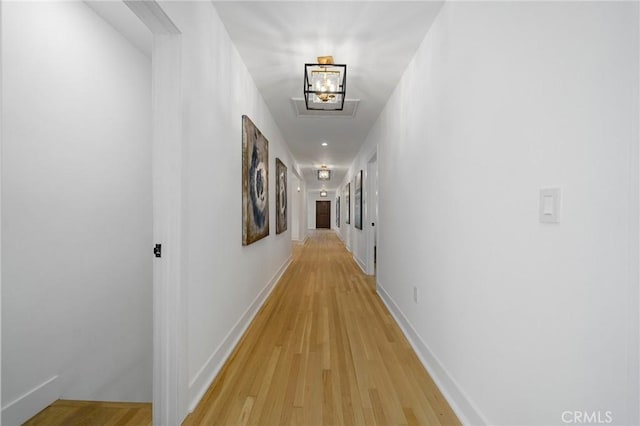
[{"xmin": 321, "ymin": 142, "xmax": 328, "ymax": 147}]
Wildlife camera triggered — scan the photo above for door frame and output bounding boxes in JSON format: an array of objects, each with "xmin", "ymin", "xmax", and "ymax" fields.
[
  {"xmin": 124, "ymin": 2, "xmax": 185, "ymax": 424},
  {"xmin": 365, "ymin": 148, "xmax": 378, "ymax": 276},
  {"xmin": 0, "ymin": 2, "xmax": 185, "ymax": 423},
  {"xmin": 1, "ymin": 3, "xmax": 5, "ymax": 421},
  {"xmin": 315, "ymin": 200, "xmax": 331, "ymax": 229},
  {"xmin": 633, "ymin": 13, "xmax": 640, "ymax": 422}
]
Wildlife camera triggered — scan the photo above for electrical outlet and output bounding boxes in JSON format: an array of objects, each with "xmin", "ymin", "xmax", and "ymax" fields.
[{"xmin": 413, "ymin": 286, "xmax": 418, "ymax": 303}]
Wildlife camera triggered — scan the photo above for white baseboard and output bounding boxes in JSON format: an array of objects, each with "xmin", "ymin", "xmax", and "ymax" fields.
[
  {"xmin": 1, "ymin": 375, "xmax": 60, "ymax": 426},
  {"xmin": 353, "ymin": 254, "xmax": 366, "ymax": 274},
  {"xmin": 187, "ymin": 256, "xmax": 293, "ymax": 412},
  {"xmin": 376, "ymin": 282, "xmax": 487, "ymax": 426}
]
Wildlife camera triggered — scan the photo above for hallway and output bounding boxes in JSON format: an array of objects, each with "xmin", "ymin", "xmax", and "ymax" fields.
[
  {"xmin": 184, "ymin": 231, "xmax": 459, "ymax": 425},
  {"xmin": 3, "ymin": 2, "xmax": 637, "ymax": 424}
]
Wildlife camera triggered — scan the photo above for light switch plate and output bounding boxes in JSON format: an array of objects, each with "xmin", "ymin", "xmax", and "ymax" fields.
[{"xmin": 539, "ymin": 188, "xmax": 561, "ymax": 223}]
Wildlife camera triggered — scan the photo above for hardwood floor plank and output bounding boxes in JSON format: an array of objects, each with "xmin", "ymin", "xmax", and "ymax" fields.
[
  {"xmin": 278, "ymin": 353, "xmax": 301, "ymax": 425},
  {"xmin": 183, "ymin": 231, "xmax": 460, "ymax": 425},
  {"xmin": 237, "ymin": 396, "xmax": 255, "ymax": 426},
  {"xmin": 403, "ymin": 406, "xmax": 420, "ymax": 426},
  {"xmin": 23, "ymin": 232, "xmax": 459, "ymax": 426},
  {"xmin": 23, "ymin": 400, "xmax": 151, "ymax": 426}
]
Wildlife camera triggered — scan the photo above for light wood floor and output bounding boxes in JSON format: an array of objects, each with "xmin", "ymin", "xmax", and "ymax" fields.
[
  {"xmin": 23, "ymin": 231, "xmax": 458, "ymax": 425},
  {"xmin": 23, "ymin": 400, "xmax": 151, "ymax": 425},
  {"xmin": 184, "ymin": 231, "xmax": 459, "ymax": 425}
]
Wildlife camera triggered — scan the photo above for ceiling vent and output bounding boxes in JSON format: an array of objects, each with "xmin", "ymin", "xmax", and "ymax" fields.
[{"xmin": 291, "ymin": 98, "xmax": 359, "ymax": 118}]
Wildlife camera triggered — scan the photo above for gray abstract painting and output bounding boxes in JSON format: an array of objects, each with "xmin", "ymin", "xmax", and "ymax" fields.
[
  {"xmin": 242, "ymin": 115, "xmax": 269, "ymax": 245},
  {"xmin": 276, "ymin": 157, "xmax": 287, "ymax": 234}
]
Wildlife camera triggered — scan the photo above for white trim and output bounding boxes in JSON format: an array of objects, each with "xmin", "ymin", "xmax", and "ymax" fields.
[
  {"xmin": 1, "ymin": 376, "xmax": 60, "ymax": 426},
  {"xmin": 187, "ymin": 256, "xmax": 293, "ymax": 413},
  {"xmin": 353, "ymin": 253, "xmax": 366, "ymax": 274},
  {"xmin": 0, "ymin": 3, "xmax": 4, "ymax": 423},
  {"xmin": 365, "ymin": 148, "xmax": 378, "ymax": 276},
  {"xmin": 377, "ymin": 281, "xmax": 487, "ymax": 426},
  {"xmin": 124, "ymin": 0, "xmax": 179, "ymax": 35},
  {"xmin": 124, "ymin": 2, "xmax": 184, "ymax": 424},
  {"xmin": 151, "ymin": 34, "xmax": 185, "ymax": 426},
  {"xmin": 632, "ymin": 7, "xmax": 640, "ymax": 423}
]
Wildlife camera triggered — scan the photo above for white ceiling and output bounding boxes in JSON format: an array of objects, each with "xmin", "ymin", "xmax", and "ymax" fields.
[
  {"xmin": 87, "ymin": 1, "xmax": 444, "ymax": 192},
  {"xmin": 212, "ymin": 1, "xmax": 444, "ymax": 190}
]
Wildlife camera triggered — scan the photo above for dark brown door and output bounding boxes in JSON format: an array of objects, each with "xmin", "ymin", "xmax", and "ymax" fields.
[{"xmin": 316, "ymin": 201, "xmax": 331, "ymax": 229}]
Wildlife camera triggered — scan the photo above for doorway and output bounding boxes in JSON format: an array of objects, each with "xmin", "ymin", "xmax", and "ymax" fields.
[
  {"xmin": 1, "ymin": 2, "xmax": 157, "ymax": 424},
  {"xmin": 123, "ymin": 1, "xmax": 185, "ymax": 424},
  {"xmin": 316, "ymin": 200, "xmax": 331, "ymax": 229},
  {"xmin": 366, "ymin": 150, "xmax": 378, "ymax": 275}
]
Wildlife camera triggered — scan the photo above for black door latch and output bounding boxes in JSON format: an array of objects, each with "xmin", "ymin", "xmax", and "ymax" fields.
[{"xmin": 154, "ymin": 244, "xmax": 162, "ymax": 258}]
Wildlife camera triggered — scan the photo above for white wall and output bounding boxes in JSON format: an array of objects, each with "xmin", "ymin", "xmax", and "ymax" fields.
[
  {"xmin": 335, "ymin": 192, "xmax": 342, "ymax": 238},
  {"xmin": 336, "ymin": 166, "xmax": 370, "ymax": 270},
  {"xmin": 348, "ymin": 2, "xmax": 640, "ymax": 425},
  {"xmin": 300, "ymin": 179, "xmax": 308, "ymax": 240},
  {"xmin": 156, "ymin": 2, "xmax": 298, "ymax": 418},
  {"xmin": 0, "ymin": 3, "xmax": 4, "ymax": 424},
  {"xmin": 290, "ymin": 173, "xmax": 308, "ymax": 242},
  {"xmin": 290, "ymin": 174, "xmax": 307, "ymax": 242},
  {"xmin": 1, "ymin": 2, "xmax": 153, "ymax": 424},
  {"xmin": 291, "ymin": 175, "xmax": 300, "ymax": 240},
  {"xmin": 335, "ymin": 181, "xmax": 351, "ymax": 250},
  {"xmin": 307, "ymin": 190, "xmax": 336, "ymax": 230}
]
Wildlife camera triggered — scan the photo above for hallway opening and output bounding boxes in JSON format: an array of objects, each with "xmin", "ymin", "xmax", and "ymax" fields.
[
  {"xmin": 315, "ymin": 200, "xmax": 331, "ymax": 229},
  {"xmin": 366, "ymin": 151, "xmax": 378, "ymax": 276},
  {"xmin": 1, "ymin": 2, "xmax": 154, "ymax": 424}
]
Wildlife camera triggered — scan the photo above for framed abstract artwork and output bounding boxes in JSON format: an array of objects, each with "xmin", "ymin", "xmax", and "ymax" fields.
[
  {"xmin": 355, "ymin": 170, "xmax": 363, "ymax": 230},
  {"xmin": 242, "ymin": 115, "xmax": 269, "ymax": 245},
  {"xmin": 276, "ymin": 158, "xmax": 287, "ymax": 234},
  {"xmin": 336, "ymin": 196, "xmax": 340, "ymax": 228},
  {"xmin": 345, "ymin": 183, "xmax": 351, "ymax": 224}
]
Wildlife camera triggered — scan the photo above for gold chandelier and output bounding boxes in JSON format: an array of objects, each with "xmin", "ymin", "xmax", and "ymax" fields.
[{"xmin": 304, "ymin": 56, "xmax": 347, "ymax": 111}]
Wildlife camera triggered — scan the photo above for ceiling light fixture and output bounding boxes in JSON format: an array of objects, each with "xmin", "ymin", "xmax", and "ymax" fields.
[
  {"xmin": 320, "ymin": 190, "xmax": 328, "ymax": 197},
  {"xmin": 317, "ymin": 165, "xmax": 331, "ymax": 181},
  {"xmin": 304, "ymin": 56, "xmax": 346, "ymax": 111},
  {"xmin": 321, "ymin": 142, "xmax": 328, "ymax": 147}
]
